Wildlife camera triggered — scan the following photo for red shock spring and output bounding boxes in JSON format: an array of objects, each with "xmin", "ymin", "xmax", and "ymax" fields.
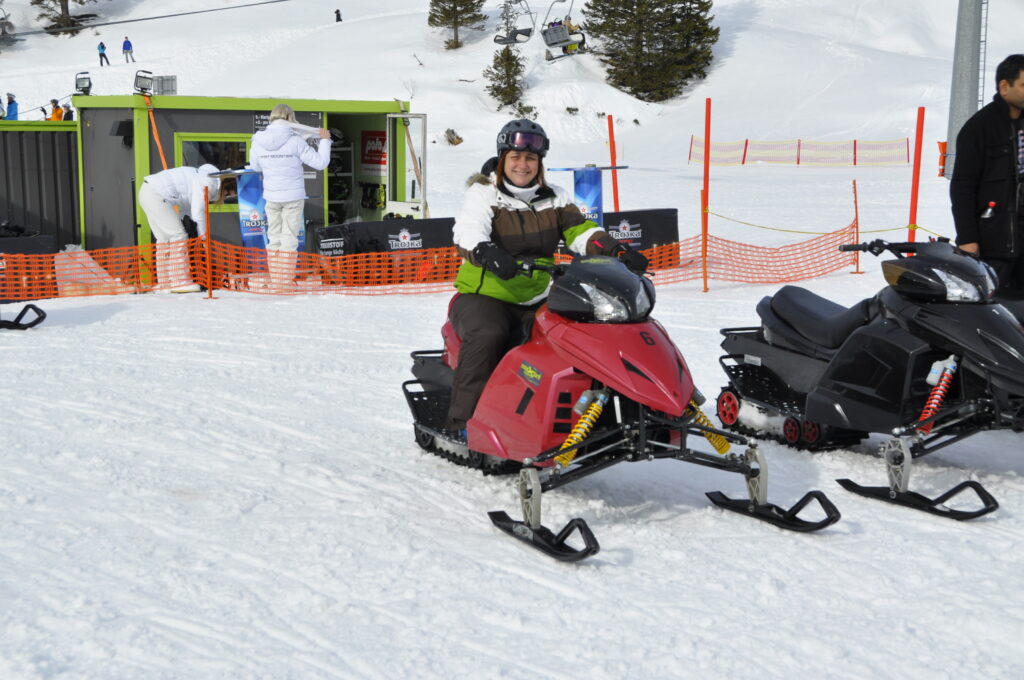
[{"xmin": 917, "ymin": 367, "xmax": 956, "ymax": 434}]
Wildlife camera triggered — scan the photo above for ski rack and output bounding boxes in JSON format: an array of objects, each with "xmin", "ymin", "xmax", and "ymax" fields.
[
  {"xmin": 490, "ymin": 403, "xmax": 840, "ymax": 562},
  {"xmin": 0, "ymin": 303, "xmax": 46, "ymax": 330}
]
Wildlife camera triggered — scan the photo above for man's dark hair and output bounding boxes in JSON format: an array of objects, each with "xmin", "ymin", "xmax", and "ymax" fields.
[{"xmin": 995, "ymin": 54, "xmax": 1024, "ymax": 88}]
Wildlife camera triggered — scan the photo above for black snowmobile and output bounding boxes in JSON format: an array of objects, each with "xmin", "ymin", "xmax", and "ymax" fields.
[{"xmin": 717, "ymin": 238, "xmax": 1024, "ymax": 520}]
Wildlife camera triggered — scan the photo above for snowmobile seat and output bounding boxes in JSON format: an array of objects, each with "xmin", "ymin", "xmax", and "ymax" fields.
[
  {"xmin": 442, "ymin": 293, "xmax": 535, "ymax": 370},
  {"xmin": 768, "ymin": 285, "xmax": 876, "ymax": 349}
]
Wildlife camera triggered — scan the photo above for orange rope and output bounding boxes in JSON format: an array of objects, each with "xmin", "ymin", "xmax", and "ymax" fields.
[{"xmin": 144, "ymin": 94, "xmax": 169, "ymax": 170}]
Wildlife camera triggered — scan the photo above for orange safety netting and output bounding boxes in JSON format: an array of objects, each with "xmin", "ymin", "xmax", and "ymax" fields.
[
  {"xmin": 689, "ymin": 136, "xmax": 909, "ymax": 166},
  {"xmin": 0, "ymin": 223, "xmax": 857, "ymax": 304}
]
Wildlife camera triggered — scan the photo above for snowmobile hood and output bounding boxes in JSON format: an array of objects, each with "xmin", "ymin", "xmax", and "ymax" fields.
[
  {"xmin": 536, "ymin": 308, "xmax": 694, "ymax": 416},
  {"xmin": 911, "ymin": 301, "xmax": 1024, "ymax": 397},
  {"xmin": 251, "ymin": 122, "xmax": 295, "ymax": 152}
]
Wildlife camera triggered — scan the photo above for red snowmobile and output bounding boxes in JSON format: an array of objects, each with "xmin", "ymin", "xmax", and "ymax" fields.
[{"xmin": 403, "ymin": 256, "xmax": 840, "ymax": 561}]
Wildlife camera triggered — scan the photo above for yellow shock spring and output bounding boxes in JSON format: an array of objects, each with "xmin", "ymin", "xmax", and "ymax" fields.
[
  {"xmin": 554, "ymin": 398, "xmax": 605, "ymax": 468},
  {"xmin": 690, "ymin": 399, "xmax": 731, "ymax": 455}
]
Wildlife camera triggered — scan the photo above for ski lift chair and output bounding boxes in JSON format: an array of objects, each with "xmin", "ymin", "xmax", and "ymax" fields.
[
  {"xmin": 540, "ymin": 0, "xmax": 585, "ymax": 56},
  {"xmin": 494, "ymin": 0, "xmax": 536, "ymax": 45},
  {"xmin": 494, "ymin": 27, "xmax": 533, "ymax": 45}
]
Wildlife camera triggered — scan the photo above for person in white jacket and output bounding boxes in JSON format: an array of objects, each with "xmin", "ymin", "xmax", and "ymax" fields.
[
  {"xmin": 137, "ymin": 164, "xmax": 221, "ymax": 293},
  {"xmin": 249, "ymin": 104, "xmax": 332, "ymax": 285}
]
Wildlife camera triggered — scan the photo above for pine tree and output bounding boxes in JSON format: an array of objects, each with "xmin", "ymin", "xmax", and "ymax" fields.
[
  {"xmin": 31, "ymin": 0, "xmax": 95, "ymax": 26},
  {"xmin": 483, "ymin": 45, "xmax": 526, "ymax": 110},
  {"xmin": 31, "ymin": 0, "xmax": 103, "ymax": 34},
  {"xmin": 428, "ymin": 0, "xmax": 486, "ymax": 50},
  {"xmin": 582, "ymin": 0, "xmax": 719, "ymax": 103}
]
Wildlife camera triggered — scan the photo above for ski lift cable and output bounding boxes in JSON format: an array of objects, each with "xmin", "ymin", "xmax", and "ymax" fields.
[{"xmin": 13, "ymin": 0, "xmax": 291, "ymax": 38}]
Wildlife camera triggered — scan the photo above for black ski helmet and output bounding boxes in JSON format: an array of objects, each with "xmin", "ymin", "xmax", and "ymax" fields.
[{"xmin": 496, "ymin": 119, "xmax": 550, "ymax": 158}]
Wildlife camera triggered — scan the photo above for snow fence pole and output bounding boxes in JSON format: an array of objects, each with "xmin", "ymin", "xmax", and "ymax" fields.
[
  {"xmin": 204, "ymin": 186, "xmax": 214, "ymax": 299},
  {"xmin": 908, "ymin": 107, "xmax": 925, "ymax": 243},
  {"xmin": 607, "ymin": 115, "xmax": 620, "ymax": 212},
  {"xmin": 852, "ymin": 179, "xmax": 862, "ymax": 274},
  {"xmin": 701, "ymin": 98, "xmax": 711, "ymax": 292}
]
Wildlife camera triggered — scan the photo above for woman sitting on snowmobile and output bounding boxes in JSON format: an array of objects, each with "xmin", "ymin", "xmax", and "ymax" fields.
[{"xmin": 445, "ymin": 118, "xmax": 648, "ymax": 436}]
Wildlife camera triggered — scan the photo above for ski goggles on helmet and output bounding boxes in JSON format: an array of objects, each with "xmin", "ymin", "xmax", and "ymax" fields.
[{"xmin": 504, "ymin": 131, "xmax": 549, "ymax": 155}]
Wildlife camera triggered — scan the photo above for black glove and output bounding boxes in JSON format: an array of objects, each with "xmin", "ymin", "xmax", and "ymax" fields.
[
  {"xmin": 616, "ymin": 245, "xmax": 649, "ymax": 273},
  {"xmin": 472, "ymin": 241, "xmax": 519, "ymax": 280}
]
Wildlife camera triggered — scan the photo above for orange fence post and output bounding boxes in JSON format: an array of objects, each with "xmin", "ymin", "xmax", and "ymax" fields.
[
  {"xmin": 607, "ymin": 114, "xmax": 621, "ymax": 212},
  {"xmin": 852, "ymin": 180, "xmax": 862, "ymax": 274},
  {"xmin": 937, "ymin": 141, "xmax": 948, "ymax": 176},
  {"xmin": 700, "ymin": 190, "xmax": 708, "ymax": 292},
  {"xmin": 204, "ymin": 186, "xmax": 215, "ymax": 299},
  {"xmin": 908, "ymin": 106, "xmax": 925, "ymax": 243},
  {"xmin": 701, "ymin": 98, "xmax": 711, "ymax": 293}
]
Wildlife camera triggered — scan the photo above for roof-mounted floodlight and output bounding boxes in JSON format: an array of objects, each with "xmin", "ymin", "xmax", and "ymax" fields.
[
  {"xmin": 75, "ymin": 72, "xmax": 92, "ymax": 96},
  {"xmin": 133, "ymin": 69, "xmax": 153, "ymax": 95}
]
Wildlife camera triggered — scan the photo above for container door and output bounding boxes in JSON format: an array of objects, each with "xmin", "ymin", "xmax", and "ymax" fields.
[{"xmin": 385, "ymin": 113, "xmax": 427, "ymax": 218}]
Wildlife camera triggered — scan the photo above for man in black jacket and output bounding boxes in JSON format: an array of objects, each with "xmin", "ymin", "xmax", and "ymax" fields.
[{"xmin": 951, "ymin": 54, "xmax": 1024, "ymax": 293}]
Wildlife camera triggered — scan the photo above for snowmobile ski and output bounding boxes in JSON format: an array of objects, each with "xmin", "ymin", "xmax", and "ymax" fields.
[
  {"xmin": 706, "ymin": 489, "xmax": 842, "ymax": 532},
  {"xmin": 836, "ymin": 437, "xmax": 998, "ymax": 520},
  {"xmin": 835, "ymin": 478, "xmax": 998, "ymax": 520},
  {"xmin": 0, "ymin": 303, "xmax": 45, "ymax": 330},
  {"xmin": 488, "ymin": 510, "xmax": 599, "ymax": 562}
]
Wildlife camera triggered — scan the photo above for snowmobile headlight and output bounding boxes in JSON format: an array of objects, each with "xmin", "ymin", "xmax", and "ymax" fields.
[
  {"xmin": 581, "ymin": 282, "xmax": 629, "ymax": 322},
  {"xmin": 933, "ymin": 268, "xmax": 981, "ymax": 302},
  {"xmin": 634, "ymin": 284, "xmax": 652, "ymax": 318}
]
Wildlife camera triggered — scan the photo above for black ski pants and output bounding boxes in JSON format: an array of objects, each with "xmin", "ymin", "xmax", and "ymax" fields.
[{"xmin": 447, "ymin": 293, "xmax": 540, "ymax": 430}]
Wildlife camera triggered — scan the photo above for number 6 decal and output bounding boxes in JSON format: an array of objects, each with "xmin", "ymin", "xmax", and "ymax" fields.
[{"xmin": 640, "ymin": 331, "xmax": 656, "ymax": 346}]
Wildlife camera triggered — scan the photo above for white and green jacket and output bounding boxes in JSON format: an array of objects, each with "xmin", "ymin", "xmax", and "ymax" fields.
[{"xmin": 452, "ymin": 173, "xmax": 622, "ymax": 304}]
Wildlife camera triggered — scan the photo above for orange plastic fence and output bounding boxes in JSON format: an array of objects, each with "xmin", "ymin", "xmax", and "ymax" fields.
[
  {"xmin": 688, "ymin": 136, "xmax": 909, "ymax": 166},
  {"xmin": 0, "ymin": 225, "xmax": 857, "ymax": 304}
]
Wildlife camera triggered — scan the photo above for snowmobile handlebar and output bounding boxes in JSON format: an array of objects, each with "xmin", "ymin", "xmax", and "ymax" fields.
[
  {"xmin": 839, "ymin": 240, "xmax": 918, "ymax": 257},
  {"xmin": 515, "ymin": 258, "xmax": 565, "ymax": 277},
  {"xmin": 516, "ymin": 256, "xmax": 651, "ymax": 277}
]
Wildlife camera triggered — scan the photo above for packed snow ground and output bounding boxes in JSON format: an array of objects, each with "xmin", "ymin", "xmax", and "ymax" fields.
[{"xmin": 2, "ymin": 1, "xmax": 1024, "ymax": 678}]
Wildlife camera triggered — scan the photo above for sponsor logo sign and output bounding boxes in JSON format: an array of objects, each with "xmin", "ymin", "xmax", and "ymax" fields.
[
  {"xmin": 517, "ymin": 361, "xmax": 543, "ymax": 387},
  {"xmin": 361, "ymin": 130, "xmax": 387, "ymax": 177},
  {"xmin": 387, "ymin": 228, "xmax": 423, "ymax": 250},
  {"xmin": 607, "ymin": 220, "xmax": 642, "ymax": 249}
]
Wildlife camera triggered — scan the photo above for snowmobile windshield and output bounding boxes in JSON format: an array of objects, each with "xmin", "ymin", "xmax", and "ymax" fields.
[
  {"xmin": 882, "ymin": 243, "xmax": 997, "ymax": 302},
  {"xmin": 547, "ymin": 256, "xmax": 655, "ymax": 323}
]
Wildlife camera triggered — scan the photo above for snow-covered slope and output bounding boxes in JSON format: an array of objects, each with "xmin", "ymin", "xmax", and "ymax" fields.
[{"xmin": 2, "ymin": 2, "xmax": 1023, "ymax": 678}]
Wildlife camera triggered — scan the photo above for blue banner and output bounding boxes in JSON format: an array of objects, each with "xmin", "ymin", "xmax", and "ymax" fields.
[
  {"xmin": 237, "ymin": 171, "xmax": 268, "ymax": 249},
  {"xmin": 572, "ymin": 167, "xmax": 604, "ymax": 228},
  {"xmin": 236, "ymin": 171, "xmax": 306, "ymax": 254}
]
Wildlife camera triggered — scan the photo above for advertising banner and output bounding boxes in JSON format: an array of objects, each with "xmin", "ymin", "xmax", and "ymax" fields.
[
  {"xmin": 572, "ymin": 167, "xmax": 604, "ymax": 228},
  {"xmin": 237, "ymin": 171, "xmax": 269, "ymax": 250},
  {"xmin": 361, "ymin": 130, "xmax": 387, "ymax": 177},
  {"xmin": 235, "ymin": 170, "xmax": 306, "ymax": 258}
]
